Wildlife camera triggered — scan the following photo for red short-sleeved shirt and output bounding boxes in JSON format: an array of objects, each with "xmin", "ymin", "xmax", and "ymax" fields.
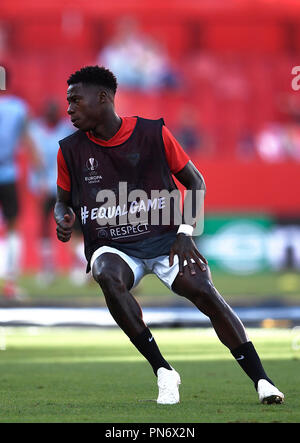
[{"xmin": 57, "ymin": 116, "xmax": 190, "ymax": 191}]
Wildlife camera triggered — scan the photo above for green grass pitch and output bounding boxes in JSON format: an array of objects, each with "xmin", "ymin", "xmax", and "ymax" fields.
[{"xmin": 0, "ymin": 327, "xmax": 299, "ymax": 423}]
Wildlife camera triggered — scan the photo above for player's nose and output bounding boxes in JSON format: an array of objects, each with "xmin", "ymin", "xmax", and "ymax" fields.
[{"xmin": 67, "ymin": 104, "xmax": 75, "ymax": 115}]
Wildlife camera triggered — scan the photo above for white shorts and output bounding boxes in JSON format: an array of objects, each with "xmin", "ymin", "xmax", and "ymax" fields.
[{"xmin": 90, "ymin": 246, "xmax": 192, "ymax": 291}]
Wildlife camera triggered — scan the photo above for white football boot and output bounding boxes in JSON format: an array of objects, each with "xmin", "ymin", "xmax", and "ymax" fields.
[
  {"xmin": 157, "ymin": 367, "xmax": 181, "ymax": 405},
  {"xmin": 257, "ymin": 379, "xmax": 284, "ymax": 404}
]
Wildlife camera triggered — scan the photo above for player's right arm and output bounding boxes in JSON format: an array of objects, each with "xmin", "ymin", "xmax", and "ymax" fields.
[
  {"xmin": 55, "ymin": 147, "xmax": 75, "ymax": 242},
  {"xmin": 54, "ymin": 186, "xmax": 75, "ymax": 242}
]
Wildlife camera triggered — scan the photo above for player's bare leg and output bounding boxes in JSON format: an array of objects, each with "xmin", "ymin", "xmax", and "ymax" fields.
[
  {"xmin": 171, "ymin": 265, "xmax": 284, "ymax": 403},
  {"xmin": 172, "ymin": 265, "xmax": 248, "ymax": 349},
  {"xmin": 92, "ymin": 253, "xmax": 180, "ymax": 404},
  {"xmin": 92, "ymin": 253, "xmax": 145, "ymax": 337},
  {"xmin": 92, "ymin": 253, "xmax": 171, "ymax": 368}
]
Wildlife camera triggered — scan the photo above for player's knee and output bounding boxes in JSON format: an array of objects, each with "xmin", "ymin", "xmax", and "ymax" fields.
[
  {"xmin": 196, "ymin": 277, "xmax": 216, "ymax": 301},
  {"xmin": 94, "ymin": 269, "xmax": 127, "ymax": 295},
  {"xmin": 193, "ymin": 277, "xmax": 229, "ymax": 316}
]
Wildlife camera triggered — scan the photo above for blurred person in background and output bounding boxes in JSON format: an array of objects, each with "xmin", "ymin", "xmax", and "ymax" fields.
[
  {"xmin": 236, "ymin": 128, "xmax": 256, "ymax": 161},
  {"xmin": 0, "ymin": 25, "xmax": 8, "ymax": 61},
  {"xmin": 281, "ymin": 96, "xmax": 300, "ymax": 161},
  {"xmin": 28, "ymin": 100, "xmax": 86, "ymax": 286},
  {"xmin": 256, "ymin": 122, "xmax": 289, "ymax": 162},
  {"xmin": 174, "ymin": 106, "xmax": 214, "ymax": 157},
  {"xmin": 256, "ymin": 95, "xmax": 300, "ymax": 162},
  {"xmin": 0, "ymin": 69, "xmax": 41, "ymax": 299},
  {"xmin": 256, "ymin": 121, "xmax": 300, "ymax": 162},
  {"xmin": 97, "ymin": 16, "xmax": 179, "ymax": 91}
]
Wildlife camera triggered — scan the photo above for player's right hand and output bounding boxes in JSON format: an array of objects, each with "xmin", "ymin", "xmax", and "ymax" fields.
[{"xmin": 56, "ymin": 213, "xmax": 75, "ymax": 242}]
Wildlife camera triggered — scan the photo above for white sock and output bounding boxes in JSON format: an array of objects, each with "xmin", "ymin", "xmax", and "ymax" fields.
[
  {"xmin": 41, "ymin": 238, "xmax": 54, "ymax": 271},
  {"xmin": 74, "ymin": 241, "xmax": 85, "ymax": 266},
  {"xmin": 4, "ymin": 232, "xmax": 22, "ymax": 281}
]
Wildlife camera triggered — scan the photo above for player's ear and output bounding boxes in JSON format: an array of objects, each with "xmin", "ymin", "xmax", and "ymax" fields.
[
  {"xmin": 98, "ymin": 89, "xmax": 108, "ymax": 104},
  {"xmin": 98, "ymin": 89, "xmax": 114, "ymax": 105}
]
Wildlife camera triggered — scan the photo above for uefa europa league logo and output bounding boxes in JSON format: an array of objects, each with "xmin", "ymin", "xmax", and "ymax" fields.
[
  {"xmin": 0, "ymin": 67, "xmax": 6, "ymax": 90},
  {"xmin": 89, "ymin": 158, "xmax": 95, "ymax": 171},
  {"xmin": 86, "ymin": 157, "xmax": 98, "ymax": 171}
]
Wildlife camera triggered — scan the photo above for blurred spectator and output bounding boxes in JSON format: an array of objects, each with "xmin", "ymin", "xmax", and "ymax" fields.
[
  {"xmin": 267, "ymin": 224, "xmax": 300, "ymax": 271},
  {"xmin": 256, "ymin": 123, "xmax": 284, "ymax": 162},
  {"xmin": 282, "ymin": 123, "xmax": 300, "ymax": 161},
  {"xmin": 256, "ymin": 122, "xmax": 300, "ymax": 162},
  {"xmin": 0, "ymin": 71, "xmax": 41, "ymax": 299},
  {"xmin": 237, "ymin": 129, "xmax": 256, "ymax": 161},
  {"xmin": 28, "ymin": 100, "xmax": 86, "ymax": 285},
  {"xmin": 174, "ymin": 106, "xmax": 214, "ymax": 157},
  {"xmin": 0, "ymin": 24, "xmax": 8, "ymax": 61},
  {"xmin": 97, "ymin": 17, "xmax": 179, "ymax": 91}
]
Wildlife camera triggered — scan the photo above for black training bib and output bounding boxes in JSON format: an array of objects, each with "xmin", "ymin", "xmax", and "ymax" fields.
[{"xmin": 59, "ymin": 117, "xmax": 180, "ymax": 270}]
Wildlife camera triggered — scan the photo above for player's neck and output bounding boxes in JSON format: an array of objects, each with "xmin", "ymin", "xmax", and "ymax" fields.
[{"xmin": 90, "ymin": 111, "xmax": 122, "ymax": 141}]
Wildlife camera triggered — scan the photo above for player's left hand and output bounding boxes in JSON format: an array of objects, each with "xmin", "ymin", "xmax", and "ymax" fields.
[{"xmin": 169, "ymin": 233, "xmax": 208, "ymax": 276}]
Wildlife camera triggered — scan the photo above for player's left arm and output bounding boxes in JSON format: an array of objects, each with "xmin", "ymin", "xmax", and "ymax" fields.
[
  {"xmin": 169, "ymin": 160, "xmax": 208, "ymax": 275},
  {"xmin": 162, "ymin": 125, "xmax": 207, "ymax": 275}
]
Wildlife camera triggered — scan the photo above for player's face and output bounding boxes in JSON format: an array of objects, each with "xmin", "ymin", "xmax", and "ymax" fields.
[{"xmin": 67, "ymin": 83, "xmax": 102, "ymax": 131}]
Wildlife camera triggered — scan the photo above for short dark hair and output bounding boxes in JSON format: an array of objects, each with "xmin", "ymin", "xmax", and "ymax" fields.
[{"xmin": 67, "ymin": 65, "xmax": 118, "ymax": 94}]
